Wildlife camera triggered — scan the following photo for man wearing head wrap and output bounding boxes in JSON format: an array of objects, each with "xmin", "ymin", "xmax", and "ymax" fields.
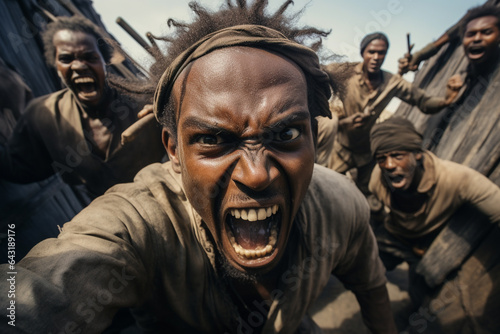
[
  {"xmin": 0, "ymin": 13, "xmax": 398, "ymax": 334},
  {"xmin": 319, "ymin": 32, "xmax": 461, "ymax": 196},
  {"xmin": 368, "ymin": 117, "xmax": 500, "ymax": 317}
]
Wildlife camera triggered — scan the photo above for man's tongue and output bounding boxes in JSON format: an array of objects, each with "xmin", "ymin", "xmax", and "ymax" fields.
[{"xmin": 232, "ymin": 219, "xmax": 270, "ymax": 249}]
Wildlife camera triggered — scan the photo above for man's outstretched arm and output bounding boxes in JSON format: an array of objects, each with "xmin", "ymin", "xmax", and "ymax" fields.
[{"xmin": 355, "ymin": 284, "xmax": 398, "ymax": 334}]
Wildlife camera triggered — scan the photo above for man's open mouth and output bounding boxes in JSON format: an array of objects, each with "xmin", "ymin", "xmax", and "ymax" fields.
[
  {"xmin": 468, "ymin": 46, "xmax": 485, "ymax": 59},
  {"xmin": 386, "ymin": 174, "xmax": 406, "ymax": 188},
  {"xmin": 73, "ymin": 77, "xmax": 98, "ymax": 98},
  {"xmin": 388, "ymin": 174, "xmax": 403, "ymax": 183},
  {"xmin": 226, "ymin": 205, "xmax": 279, "ymax": 259}
]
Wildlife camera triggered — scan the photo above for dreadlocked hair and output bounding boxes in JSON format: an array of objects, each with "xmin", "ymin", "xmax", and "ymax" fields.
[{"xmin": 122, "ymin": 0, "xmax": 336, "ymax": 92}]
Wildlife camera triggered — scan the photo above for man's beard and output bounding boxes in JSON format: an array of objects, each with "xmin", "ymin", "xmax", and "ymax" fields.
[{"xmin": 215, "ymin": 248, "xmax": 258, "ymax": 285}]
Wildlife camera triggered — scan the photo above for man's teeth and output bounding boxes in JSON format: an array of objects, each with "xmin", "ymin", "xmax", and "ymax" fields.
[
  {"xmin": 230, "ymin": 205, "xmax": 278, "ymax": 222},
  {"xmin": 74, "ymin": 77, "xmax": 95, "ymax": 84},
  {"xmin": 227, "ymin": 205, "xmax": 279, "ymax": 259},
  {"xmin": 228, "ymin": 225, "xmax": 278, "ymax": 259}
]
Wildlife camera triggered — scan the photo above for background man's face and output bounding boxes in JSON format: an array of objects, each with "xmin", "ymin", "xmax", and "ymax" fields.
[
  {"xmin": 362, "ymin": 39, "xmax": 387, "ymax": 74},
  {"xmin": 167, "ymin": 47, "xmax": 315, "ymax": 275},
  {"xmin": 376, "ymin": 150, "xmax": 422, "ymax": 191},
  {"xmin": 53, "ymin": 30, "xmax": 107, "ymax": 108},
  {"xmin": 463, "ymin": 15, "xmax": 500, "ymax": 65}
]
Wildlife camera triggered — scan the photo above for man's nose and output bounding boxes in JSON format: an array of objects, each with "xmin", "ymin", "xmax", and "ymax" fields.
[
  {"xmin": 231, "ymin": 149, "xmax": 279, "ymax": 191},
  {"xmin": 383, "ymin": 156, "xmax": 396, "ymax": 170},
  {"xmin": 71, "ymin": 59, "xmax": 88, "ymax": 70}
]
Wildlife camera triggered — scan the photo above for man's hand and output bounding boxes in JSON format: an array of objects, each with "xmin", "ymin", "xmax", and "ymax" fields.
[
  {"xmin": 444, "ymin": 74, "xmax": 463, "ymax": 105},
  {"xmin": 398, "ymin": 52, "xmax": 418, "ymax": 75},
  {"xmin": 137, "ymin": 104, "xmax": 154, "ymax": 119},
  {"xmin": 339, "ymin": 112, "xmax": 370, "ymax": 130},
  {"xmin": 399, "ymin": 41, "xmax": 442, "ymax": 76}
]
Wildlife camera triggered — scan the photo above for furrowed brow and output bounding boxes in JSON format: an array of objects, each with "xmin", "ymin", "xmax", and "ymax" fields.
[
  {"xmin": 182, "ymin": 116, "xmax": 226, "ymax": 133},
  {"xmin": 266, "ymin": 111, "xmax": 311, "ymax": 130}
]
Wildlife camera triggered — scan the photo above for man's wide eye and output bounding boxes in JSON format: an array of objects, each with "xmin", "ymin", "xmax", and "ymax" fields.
[
  {"xmin": 196, "ymin": 134, "xmax": 222, "ymax": 145},
  {"xmin": 275, "ymin": 127, "xmax": 300, "ymax": 142},
  {"xmin": 58, "ymin": 55, "xmax": 73, "ymax": 64}
]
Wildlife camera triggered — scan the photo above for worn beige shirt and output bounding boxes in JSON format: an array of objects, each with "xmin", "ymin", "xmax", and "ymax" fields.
[
  {"xmin": 0, "ymin": 88, "xmax": 164, "ymax": 197},
  {"xmin": 369, "ymin": 151, "xmax": 500, "ymax": 238},
  {"xmin": 4, "ymin": 163, "xmax": 385, "ymax": 333},
  {"xmin": 322, "ymin": 62, "xmax": 443, "ymax": 161}
]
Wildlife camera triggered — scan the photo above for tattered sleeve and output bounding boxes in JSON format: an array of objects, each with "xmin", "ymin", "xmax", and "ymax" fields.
[
  {"xmin": 327, "ymin": 171, "xmax": 395, "ymax": 333},
  {"xmin": 0, "ymin": 101, "xmax": 56, "ymax": 183},
  {"xmin": 394, "ymin": 76, "xmax": 445, "ymax": 114},
  {"xmin": 456, "ymin": 165, "xmax": 500, "ymax": 225},
  {"xmin": 0, "ymin": 192, "xmax": 156, "ymax": 333},
  {"xmin": 332, "ymin": 194, "xmax": 387, "ymax": 292}
]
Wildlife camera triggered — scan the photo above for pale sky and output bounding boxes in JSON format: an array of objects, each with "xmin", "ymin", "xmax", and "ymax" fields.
[{"xmin": 93, "ymin": 0, "xmax": 483, "ymax": 75}]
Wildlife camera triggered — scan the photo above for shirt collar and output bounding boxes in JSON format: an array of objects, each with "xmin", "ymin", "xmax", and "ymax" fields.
[
  {"xmin": 416, "ymin": 151, "xmax": 437, "ymax": 193},
  {"xmin": 355, "ymin": 62, "xmax": 364, "ymax": 85},
  {"xmin": 354, "ymin": 62, "xmax": 386, "ymax": 87}
]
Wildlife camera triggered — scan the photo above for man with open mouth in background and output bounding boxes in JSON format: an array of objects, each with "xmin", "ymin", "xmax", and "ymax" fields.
[
  {"xmin": 369, "ymin": 117, "xmax": 500, "ymax": 331},
  {"xmin": 0, "ymin": 16, "xmax": 164, "ymax": 202},
  {"xmin": 399, "ymin": 4, "xmax": 500, "ymax": 79},
  {"xmin": 397, "ymin": 4, "xmax": 500, "ymax": 151}
]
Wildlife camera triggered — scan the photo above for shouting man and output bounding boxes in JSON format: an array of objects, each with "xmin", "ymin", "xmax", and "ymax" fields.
[
  {"xmin": 0, "ymin": 16, "xmax": 164, "ymax": 202},
  {"xmin": 0, "ymin": 22, "xmax": 397, "ymax": 334},
  {"xmin": 318, "ymin": 32, "xmax": 460, "ymax": 196},
  {"xmin": 368, "ymin": 117, "xmax": 500, "ymax": 321}
]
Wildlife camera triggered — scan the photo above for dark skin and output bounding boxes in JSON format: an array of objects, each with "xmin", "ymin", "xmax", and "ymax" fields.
[
  {"xmin": 161, "ymin": 47, "xmax": 397, "ymax": 334},
  {"xmin": 53, "ymin": 29, "xmax": 112, "ymax": 159},
  {"xmin": 362, "ymin": 39, "xmax": 387, "ymax": 87},
  {"xmin": 163, "ymin": 47, "xmax": 315, "ymax": 303},
  {"xmin": 53, "ymin": 30, "xmax": 108, "ymax": 111},
  {"xmin": 399, "ymin": 16, "xmax": 500, "ymax": 81},
  {"xmin": 419, "ymin": 16, "xmax": 500, "ymax": 103},
  {"xmin": 462, "ymin": 15, "xmax": 500, "ymax": 74},
  {"xmin": 339, "ymin": 39, "xmax": 387, "ymax": 130},
  {"xmin": 53, "ymin": 29, "xmax": 153, "ymax": 159},
  {"xmin": 376, "ymin": 150, "xmax": 426, "ymax": 212},
  {"xmin": 349, "ymin": 38, "xmax": 461, "ymax": 129},
  {"xmin": 398, "ymin": 33, "xmax": 450, "ymax": 75}
]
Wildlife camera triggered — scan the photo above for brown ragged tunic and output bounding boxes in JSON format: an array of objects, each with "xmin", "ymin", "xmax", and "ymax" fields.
[
  {"xmin": 323, "ymin": 62, "xmax": 443, "ymax": 166},
  {"xmin": 0, "ymin": 88, "xmax": 164, "ymax": 197},
  {"xmin": 369, "ymin": 151, "xmax": 500, "ymax": 238},
  {"xmin": 4, "ymin": 163, "xmax": 386, "ymax": 333}
]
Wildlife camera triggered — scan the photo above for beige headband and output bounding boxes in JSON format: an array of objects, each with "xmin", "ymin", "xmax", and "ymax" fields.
[
  {"xmin": 370, "ymin": 117, "xmax": 423, "ymax": 156},
  {"xmin": 153, "ymin": 24, "xmax": 331, "ymax": 122}
]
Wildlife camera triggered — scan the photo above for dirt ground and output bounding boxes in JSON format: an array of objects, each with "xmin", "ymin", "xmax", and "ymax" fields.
[{"xmin": 311, "ymin": 263, "xmax": 413, "ymax": 333}]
